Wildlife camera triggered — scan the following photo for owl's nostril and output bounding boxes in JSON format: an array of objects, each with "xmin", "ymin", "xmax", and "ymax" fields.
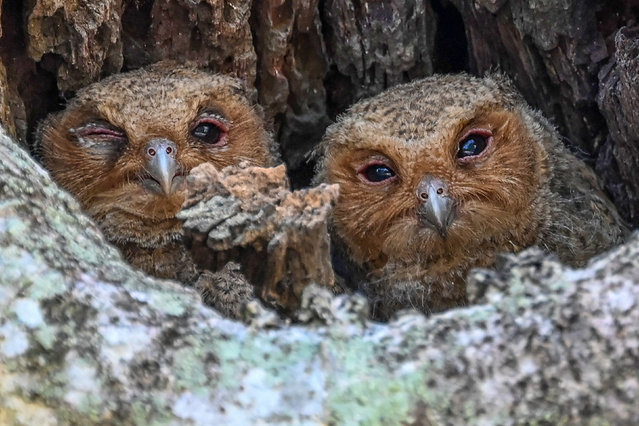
[
  {"xmin": 145, "ymin": 139, "xmax": 177, "ymax": 160},
  {"xmin": 416, "ymin": 175, "xmax": 449, "ymax": 202}
]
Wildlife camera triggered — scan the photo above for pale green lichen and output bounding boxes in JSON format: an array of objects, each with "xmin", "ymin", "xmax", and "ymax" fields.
[
  {"xmin": 173, "ymin": 346, "xmax": 208, "ymax": 389},
  {"xmin": 130, "ymin": 399, "xmax": 172, "ymax": 426},
  {"xmin": 2, "ymin": 217, "xmax": 28, "ymax": 238},
  {"xmin": 62, "ymin": 355, "xmax": 105, "ymax": 418},
  {"xmin": 13, "ymin": 299, "xmax": 44, "ymax": 328},
  {"xmin": 213, "ymin": 330, "xmax": 320, "ymax": 391},
  {"xmin": 26, "ymin": 270, "xmax": 67, "ymax": 301},
  {"xmin": 34, "ymin": 325, "xmax": 58, "ymax": 350},
  {"xmin": 147, "ymin": 290, "xmax": 190, "ymax": 317},
  {"xmin": 325, "ymin": 336, "xmax": 432, "ymax": 424},
  {"xmin": 0, "ymin": 249, "xmax": 40, "ymax": 291}
]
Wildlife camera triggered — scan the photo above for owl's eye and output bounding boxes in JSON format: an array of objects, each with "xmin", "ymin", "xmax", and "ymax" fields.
[
  {"xmin": 192, "ymin": 123, "xmax": 221, "ymax": 143},
  {"xmin": 74, "ymin": 122, "xmax": 126, "ymax": 143},
  {"xmin": 457, "ymin": 133, "xmax": 490, "ymax": 159},
  {"xmin": 358, "ymin": 163, "xmax": 397, "ymax": 184},
  {"xmin": 191, "ymin": 114, "xmax": 229, "ymax": 146},
  {"xmin": 72, "ymin": 122, "xmax": 127, "ymax": 155}
]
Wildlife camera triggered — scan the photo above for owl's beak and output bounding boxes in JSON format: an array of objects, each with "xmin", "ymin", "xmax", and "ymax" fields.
[
  {"xmin": 416, "ymin": 176, "xmax": 456, "ymax": 238},
  {"xmin": 145, "ymin": 138, "xmax": 179, "ymax": 195}
]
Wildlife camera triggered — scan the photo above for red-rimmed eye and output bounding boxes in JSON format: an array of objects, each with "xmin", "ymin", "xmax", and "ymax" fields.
[
  {"xmin": 457, "ymin": 129, "xmax": 492, "ymax": 160},
  {"xmin": 191, "ymin": 116, "xmax": 229, "ymax": 146},
  {"xmin": 357, "ymin": 163, "xmax": 397, "ymax": 184},
  {"xmin": 74, "ymin": 123, "xmax": 126, "ymax": 142}
]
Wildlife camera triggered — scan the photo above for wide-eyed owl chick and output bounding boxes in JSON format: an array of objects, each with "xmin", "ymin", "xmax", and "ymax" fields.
[
  {"xmin": 37, "ymin": 62, "xmax": 276, "ymax": 283},
  {"xmin": 316, "ymin": 74, "xmax": 629, "ymax": 320}
]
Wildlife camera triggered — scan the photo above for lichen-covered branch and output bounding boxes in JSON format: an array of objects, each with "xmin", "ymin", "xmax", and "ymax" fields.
[{"xmin": 2, "ymin": 125, "xmax": 639, "ymax": 424}]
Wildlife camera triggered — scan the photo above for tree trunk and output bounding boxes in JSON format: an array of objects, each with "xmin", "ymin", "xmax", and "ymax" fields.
[
  {"xmin": 1, "ymin": 0, "xmax": 639, "ymax": 423},
  {"xmin": 1, "ymin": 1, "xmax": 637, "ymax": 223}
]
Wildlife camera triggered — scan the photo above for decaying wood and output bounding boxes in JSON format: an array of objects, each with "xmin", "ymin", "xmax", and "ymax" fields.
[
  {"xmin": 26, "ymin": 0, "xmax": 124, "ymax": 92},
  {"xmin": 0, "ymin": 61, "xmax": 16, "ymax": 139},
  {"xmin": 178, "ymin": 162, "xmax": 339, "ymax": 313},
  {"xmin": 2, "ymin": 126, "xmax": 639, "ymax": 423},
  {"xmin": 322, "ymin": 0, "xmax": 437, "ymax": 112},
  {"xmin": 124, "ymin": 0, "xmax": 256, "ymax": 85},
  {"xmin": 251, "ymin": 0, "xmax": 331, "ymax": 176}
]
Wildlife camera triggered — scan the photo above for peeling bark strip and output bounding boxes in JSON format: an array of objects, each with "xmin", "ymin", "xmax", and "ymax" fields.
[
  {"xmin": 178, "ymin": 163, "xmax": 339, "ymax": 313},
  {"xmin": 3, "ymin": 124, "xmax": 639, "ymax": 423}
]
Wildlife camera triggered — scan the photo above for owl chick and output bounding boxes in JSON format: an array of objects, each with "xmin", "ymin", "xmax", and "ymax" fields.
[
  {"xmin": 37, "ymin": 62, "xmax": 276, "ymax": 283},
  {"xmin": 316, "ymin": 74, "xmax": 628, "ymax": 320}
]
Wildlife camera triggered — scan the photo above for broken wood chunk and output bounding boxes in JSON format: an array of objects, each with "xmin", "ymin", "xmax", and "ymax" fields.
[{"xmin": 177, "ymin": 162, "xmax": 339, "ymax": 313}]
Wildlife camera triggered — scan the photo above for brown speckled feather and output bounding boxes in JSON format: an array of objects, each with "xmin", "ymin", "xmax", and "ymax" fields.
[
  {"xmin": 36, "ymin": 62, "xmax": 276, "ymax": 283},
  {"xmin": 316, "ymin": 73, "xmax": 628, "ymax": 320}
]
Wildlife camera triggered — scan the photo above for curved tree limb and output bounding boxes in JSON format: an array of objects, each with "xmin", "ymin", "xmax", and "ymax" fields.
[{"xmin": 1, "ymin": 125, "xmax": 639, "ymax": 424}]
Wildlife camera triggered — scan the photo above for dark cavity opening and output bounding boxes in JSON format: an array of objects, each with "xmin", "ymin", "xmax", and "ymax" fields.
[{"xmin": 431, "ymin": 0, "xmax": 469, "ymax": 73}]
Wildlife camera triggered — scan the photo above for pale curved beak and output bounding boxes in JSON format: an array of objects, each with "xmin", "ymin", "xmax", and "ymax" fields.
[
  {"xmin": 145, "ymin": 138, "xmax": 179, "ymax": 195},
  {"xmin": 416, "ymin": 175, "xmax": 456, "ymax": 238}
]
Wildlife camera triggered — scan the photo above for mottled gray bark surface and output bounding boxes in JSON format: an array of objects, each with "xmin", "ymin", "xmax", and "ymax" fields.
[{"xmin": 2, "ymin": 121, "xmax": 639, "ymax": 424}]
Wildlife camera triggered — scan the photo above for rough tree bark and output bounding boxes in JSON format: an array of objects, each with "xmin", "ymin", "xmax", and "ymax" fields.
[
  {"xmin": 597, "ymin": 26, "xmax": 639, "ymax": 233},
  {"xmin": 1, "ymin": 0, "xmax": 639, "ymax": 422},
  {"xmin": 250, "ymin": 0, "xmax": 330, "ymax": 181},
  {"xmin": 322, "ymin": 0, "xmax": 437, "ymax": 113},
  {"xmin": 2, "ymin": 124, "xmax": 639, "ymax": 423},
  {"xmin": 0, "ymin": 0, "xmax": 637, "ymax": 223},
  {"xmin": 178, "ymin": 162, "xmax": 339, "ymax": 312}
]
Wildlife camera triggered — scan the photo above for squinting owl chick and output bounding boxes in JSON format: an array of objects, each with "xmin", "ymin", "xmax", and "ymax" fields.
[
  {"xmin": 316, "ymin": 73, "xmax": 629, "ymax": 320},
  {"xmin": 37, "ymin": 62, "xmax": 276, "ymax": 283}
]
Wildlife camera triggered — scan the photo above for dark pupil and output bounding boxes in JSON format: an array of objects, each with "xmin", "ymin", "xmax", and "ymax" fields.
[
  {"xmin": 364, "ymin": 164, "xmax": 395, "ymax": 182},
  {"xmin": 458, "ymin": 134, "xmax": 487, "ymax": 158},
  {"xmin": 192, "ymin": 123, "xmax": 221, "ymax": 144}
]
